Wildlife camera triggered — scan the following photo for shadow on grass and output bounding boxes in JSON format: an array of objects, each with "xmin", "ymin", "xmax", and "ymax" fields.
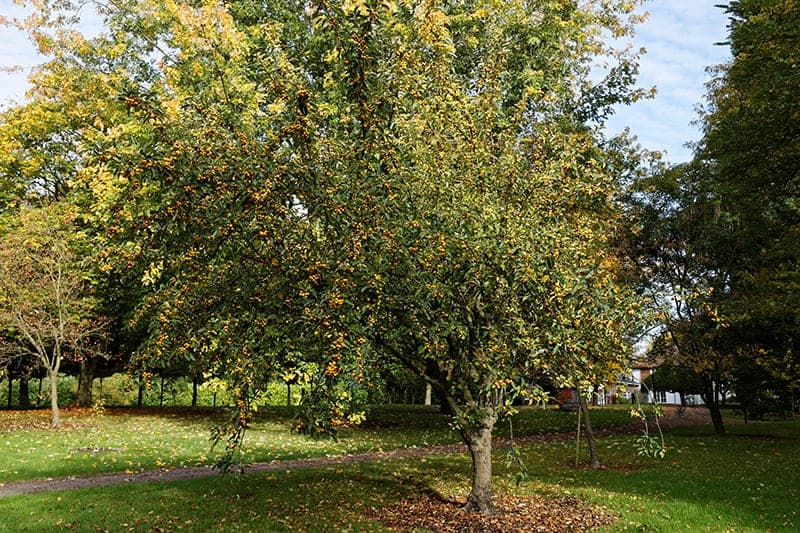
[
  {"xmin": 0, "ymin": 456, "xmax": 471, "ymax": 531},
  {"xmin": 522, "ymin": 421, "xmax": 800, "ymax": 531}
]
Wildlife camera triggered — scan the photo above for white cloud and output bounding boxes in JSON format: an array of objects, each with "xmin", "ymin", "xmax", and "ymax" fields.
[{"xmin": 605, "ymin": 1, "xmax": 732, "ymax": 162}]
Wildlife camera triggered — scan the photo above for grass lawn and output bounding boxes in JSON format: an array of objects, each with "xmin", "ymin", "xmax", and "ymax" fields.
[
  {"xmin": 0, "ymin": 404, "xmax": 632, "ymax": 483},
  {"xmin": 0, "ymin": 406, "xmax": 797, "ymax": 531}
]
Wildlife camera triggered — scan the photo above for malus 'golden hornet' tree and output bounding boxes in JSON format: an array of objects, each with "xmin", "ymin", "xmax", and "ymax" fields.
[{"xmin": 10, "ymin": 0, "xmax": 646, "ymax": 513}]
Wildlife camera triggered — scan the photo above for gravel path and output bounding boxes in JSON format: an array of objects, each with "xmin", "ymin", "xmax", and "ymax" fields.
[{"xmin": 0, "ymin": 407, "xmax": 710, "ymax": 498}]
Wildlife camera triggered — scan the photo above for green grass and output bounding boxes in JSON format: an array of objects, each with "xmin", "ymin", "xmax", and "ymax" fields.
[
  {"xmin": 519, "ymin": 421, "xmax": 800, "ymax": 531},
  {"xmin": 1, "ymin": 407, "xmax": 798, "ymax": 531},
  {"xmin": 0, "ymin": 404, "xmax": 632, "ymax": 483}
]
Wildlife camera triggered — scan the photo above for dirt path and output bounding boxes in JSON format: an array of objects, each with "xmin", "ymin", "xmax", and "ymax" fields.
[{"xmin": 0, "ymin": 407, "xmax": 709, "ymax": 498}]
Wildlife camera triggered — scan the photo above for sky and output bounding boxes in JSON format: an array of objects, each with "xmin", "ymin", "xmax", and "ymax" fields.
[
  {"xmin": 602, "ymin": 1, "xmax": 732, "ymax": 162},
  {"xmin": 0, "ymin": 1, "xmax": 731, "ymax": 164}
]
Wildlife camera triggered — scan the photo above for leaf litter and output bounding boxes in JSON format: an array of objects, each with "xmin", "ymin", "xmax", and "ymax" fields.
[{"xmin": 365, "ymin": 491, "xmax": 617, "ymax": 532}]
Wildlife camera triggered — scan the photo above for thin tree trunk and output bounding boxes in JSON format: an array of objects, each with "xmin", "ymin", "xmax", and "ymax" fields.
[
  {"xmin": 286, "ymin": 383, "xmax": 291, "ymax": 407},
  {"xmin": 702, "ymin": 379, "xmax": 725, "ymax": 435},
  {"xmin": 192, "ymin": 378, "xmax": 199, "ymax": 408},
  {"xmin": 578, "ymin": 391, "xmax": 600, "ymax": 469},
  {"xmin": 18, "ymin": 376, "xmax": 30, "ymax": 409},
  {"xmin": 159, "ymin": 376, "xmax": 165, "ymax": 407},
  {"xmin": 463, "ymin": 426, "xmax": 495, "ymax": 514},
  {"xmin": 7, "ymin": 376, "xmax": 12, "ymax": 408},
  {"xmin": 49, "ymin": 368, "xmax": 60, "ymax": 427},
  {"xmin": 137, "ymin": 382, "xmax": 144, "ymax": 407}
]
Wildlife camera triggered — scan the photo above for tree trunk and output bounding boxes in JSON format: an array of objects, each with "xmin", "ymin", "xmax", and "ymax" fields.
[
  {"xmin": 18, "ymin": 376, "xmax": 31, "ymax": 409},
  {"xmin": 578, "ymin": 391, "xmax": 600, "ymax": 469},
  {"xmin": 192, "ymin": 378, "xmax": 199, "ymax": 408},
  {"xmin": 75, "ymin": 359, "xmax": 96, "ymax": 407},
  {"xmin": 702, "ymin": 379, "xmax": 725, "ymax": 435},
  {"xmin": 440, "ymin": 396, "xmax": 455, "ymax": 415},
  {"xmin": 137, "ymin": 382, "xmax": 144, "ymax": 407},
  {"xmin": 463, "ymin": 425, "xmax": 495, "ymax": 514},
  {"xmin": 49, "ymin": 368, "xmax": 60, "ymax": 427},
  {"xmin": 7, "ymin": 377, "xmax": 12, "ymax": 408}
]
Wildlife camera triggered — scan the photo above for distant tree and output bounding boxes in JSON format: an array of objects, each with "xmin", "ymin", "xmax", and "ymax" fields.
[
  {"xmin": 628, "ymin": 0, "xmax": 800, "ymax": 436},
  {"xmin": 0, "ymin": 7, "xmax": 147, "ymax": 408},
  {"xmin": 626, "ymin": 162, "xmax": 736, "ymax": 434},
  {"xmin": 0, "ymin": 204, "xmax": 107, "ymax": 426},
  {"xmin": 695, "ymin": 0, "xmax": 800, "ymax": 404},
  {"xmin": 642, "ymin": 362, "xmax": 704, "ymax": 409}
]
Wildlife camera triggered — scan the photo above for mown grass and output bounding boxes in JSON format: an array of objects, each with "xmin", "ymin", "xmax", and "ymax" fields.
[
  {"xmin": 521, "ymin": 420, "xmax": 800, "ymax": 531},
  {"xmin": 0, "ymin": 404, "xmax": 632, "ymax": 483},
  {"xmin": 1, "ymin": 407, "xmax": 797, "ymax": 531}
]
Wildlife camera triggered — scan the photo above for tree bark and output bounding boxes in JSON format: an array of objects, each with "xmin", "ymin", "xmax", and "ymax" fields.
[
  {"xmin": 18, "ymin": 376, "xmax": 30, "ymax": 409},
  {"xmin": 702, "ymin": 379, "xmax": 725, "ymax": 435},
  {"xmin": 75, "ymin": 359, "xmax": 96, "ymax": 407},
  {"xmin": 578, "ymin": 391, "xmax": 600, "ymax": 469},
  {"xmin": 49, "ymin": 368, "xmax": 60, "ymax": 427},
  {"xmin": 192, "ymin": 378, "xmax": 199, "ymax": 408},
  {"xmin": 440, "ymin": 396, "xmax": 455, "ymax": 415},
  {"xmin": 463, "ymin": 425, "xmax": 495, "ymax": 514}
]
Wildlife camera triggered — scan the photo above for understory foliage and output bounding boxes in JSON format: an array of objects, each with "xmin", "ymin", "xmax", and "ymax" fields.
[{"xmin": 4, "ymin": 0, "xmax": 647, "ymax": 513}]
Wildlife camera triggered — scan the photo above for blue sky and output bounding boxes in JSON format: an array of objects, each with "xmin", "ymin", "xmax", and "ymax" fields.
[
  {"xmin": 603, "ymin": 1, "xmax": 732, "ymax": 162},
  {"xmin": 1, "ymin": 1, "xmax": 731, "ymax": 163}
]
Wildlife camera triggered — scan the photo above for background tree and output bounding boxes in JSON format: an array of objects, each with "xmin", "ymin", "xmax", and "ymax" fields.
[
  {"xmin": 694, "ymin": 0, "xmax": 800, "ymax": 406},
  {"xmin": 0, "ymin": 5, "xmax": 151, "ymax": 406},
  {"xmin": 626, "ymin": 0, "xmax": 800, "ymax": 433},
  {"xmin": 641, "ymin": 345, "xmax": 704, "ymax": 409},
  {"xmin": 0, "ymin": 204, "xmax": 107, "ymax": 426},
  {"xmin": 626, "ymin": 161, "xmax": 736, "ymax": 434}
]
